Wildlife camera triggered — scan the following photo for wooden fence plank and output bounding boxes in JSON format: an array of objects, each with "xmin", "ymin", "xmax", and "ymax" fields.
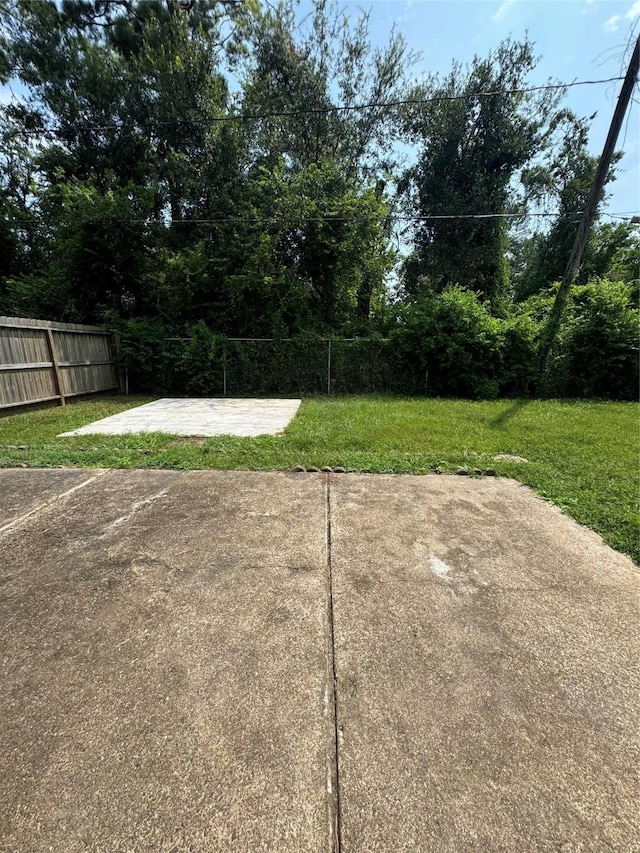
[
  {"xmin": 0, "ymin": 316, "xmax": 120, "ymax": 410},
  {"xmin": 45, "ymin": 328, "xmax": 65, "ymax": 407},
  {"xmin": 0, "ymin": 363, "xmax": 52, "ymax": 372}
]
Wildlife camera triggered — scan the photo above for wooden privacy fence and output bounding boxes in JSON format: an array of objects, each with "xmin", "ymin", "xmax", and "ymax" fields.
[{"xmin": 0, "ymin": 316, "xmax": 121, "ymax": 410}]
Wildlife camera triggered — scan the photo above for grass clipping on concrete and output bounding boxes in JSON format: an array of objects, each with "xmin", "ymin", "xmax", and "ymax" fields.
[{"xmin": 1, "ymin": 394, "xmax": 638, "ymax": 562}]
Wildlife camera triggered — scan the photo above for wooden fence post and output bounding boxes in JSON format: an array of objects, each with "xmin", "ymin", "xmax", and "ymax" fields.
[{"xmin": 45, "ymin": 327, "xmax": 66, "ymax": 407}]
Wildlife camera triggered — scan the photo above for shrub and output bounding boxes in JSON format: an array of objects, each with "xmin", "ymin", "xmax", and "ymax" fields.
[
  {"xmin": 560, "ymin": 280, "xmax": 639, "ymax": 400},
  {"xmin": 110, "ymin": 281, "xmax": 638, "ymax": 401},
  {"xmin": 498, "ymin": 312, "xmax": 540, "ymax": 396},
  {"xmin": 391, "ymin": 287, "xmax": 504, "ymax": 398},
  {"xmin": 172, "ymin": 321, "xmax": 226, "ymax": 396}
]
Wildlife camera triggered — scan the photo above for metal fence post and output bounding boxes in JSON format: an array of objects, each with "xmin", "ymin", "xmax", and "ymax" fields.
[
  {"xmin": 113, "ymin": 332, "xmax": 127, "ymax": 394},
  {"xmin": 223, "ymin": 339, "xmax": 227, "ymax": 397},
  {"xmin": 327, "ymin": 339, "xmax": 331, "ymax": 395}
]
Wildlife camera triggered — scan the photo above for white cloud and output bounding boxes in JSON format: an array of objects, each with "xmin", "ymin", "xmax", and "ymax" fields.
[
  {"xmin": 604, "ymin": 14, "xmax": 621, "ymax": 31},
  {"xmin": 492, "ymin": 0, "xmax": 516, "ymax": 23},
  {"xmin": 625, "ymin": 0, "xmax": 640, "ymax": 18},
  {"xmin": 398, "ymin": 0, "xmax": 418, "ymax": 25}
]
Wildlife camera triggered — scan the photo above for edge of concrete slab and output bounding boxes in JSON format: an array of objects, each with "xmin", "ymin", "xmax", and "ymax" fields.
[{"xmin": 58, "ymin": 397, "xmax": 303, "ymax": 438}]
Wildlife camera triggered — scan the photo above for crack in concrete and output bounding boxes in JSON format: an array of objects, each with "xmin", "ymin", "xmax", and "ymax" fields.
[
  {"xmin": 325, "ymin": 474, "xmax": 342, "ymax": 853},
  {"xmin": 98, "ymin": 487, "xmax": 170, "ymax": 537}
]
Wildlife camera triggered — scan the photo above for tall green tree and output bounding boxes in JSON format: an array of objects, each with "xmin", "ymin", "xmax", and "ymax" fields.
[
  {"xmin": 514, "ymin": 113, "xmax": 622, "ymax": 300},
  {"xmin": 2, "ymin": 0, "xmax": 405, "ymax": 332},
  {"xmin": 235, "ymin": 0, "xmax": 407, "ymax": 331},
  {"xmin": 401, "ymin": 38, "xmax": 565, "ymax": 311},
  {"xmin": 2, "ymin": 0, "xmax": 250, "ymax": 323}
]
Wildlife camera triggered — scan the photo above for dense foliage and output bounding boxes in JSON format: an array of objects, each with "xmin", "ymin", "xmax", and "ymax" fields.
[
  {"xmin": 112, "ymin": 277, "xmax": 636, "ymax": 400},
  {"xmin": 0, "ymin": 0, "xmax": 637, "ymax": 398}
]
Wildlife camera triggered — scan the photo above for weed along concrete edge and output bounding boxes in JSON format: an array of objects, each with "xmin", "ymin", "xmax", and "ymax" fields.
[{"xmin": 0, "ymin": 469, "xmax": 637, "ymax": 851}]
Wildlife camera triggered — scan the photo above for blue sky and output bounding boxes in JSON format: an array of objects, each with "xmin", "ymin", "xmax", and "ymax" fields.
[{"xmin": 300, "ymin": 0, "xmax": 640, "ymax": 218}]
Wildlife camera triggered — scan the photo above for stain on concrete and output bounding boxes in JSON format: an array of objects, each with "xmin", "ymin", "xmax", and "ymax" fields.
[{"xmin": 428, "ymin": 555, "xmax": 451, "ymax": 577}]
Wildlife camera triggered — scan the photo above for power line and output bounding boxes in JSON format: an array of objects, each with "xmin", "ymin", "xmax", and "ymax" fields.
[
  {"xmin": 8, "ymin": 75, "xmax": 626, "ymax": 137},
  {"xmin": 6, "ymin": 211, "xmax": 592, "ymax": 224},
  {"xmin": 602, "ymin": 211, "xmax": 640, "ymax": 220}
]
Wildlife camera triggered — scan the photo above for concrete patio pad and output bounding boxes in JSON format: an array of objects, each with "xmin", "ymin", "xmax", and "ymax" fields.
[
  {"xmin": 0, "ymin": 469, "xmax": 638, "ymax": 852},
  {"xmin": 60, "ymin": 397, "xmax": 302, "ymax": 437},
  {"xmin": 330, "ymin": 475, "xmax": 639, "ymax": 852},
  {"xmin": 0, "ymin": 470, "xmax": 331, "ymax": 852}
]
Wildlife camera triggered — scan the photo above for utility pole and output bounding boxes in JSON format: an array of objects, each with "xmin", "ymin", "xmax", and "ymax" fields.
[{"xmin": 538, "ymin": 35, "xmax": 639, "ymax": 374}]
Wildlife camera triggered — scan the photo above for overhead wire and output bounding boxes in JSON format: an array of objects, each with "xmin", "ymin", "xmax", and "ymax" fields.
[
  {"xmin": 7, "ymin": 75, "xmax": 627, "ymax": 137},
  {"xmin": 3, "ymin": 74, "xmax": 634, "ymax": 226},
  {"xmin": 8, "ymin": 211, "xmax": 637, "ymax": 226}
]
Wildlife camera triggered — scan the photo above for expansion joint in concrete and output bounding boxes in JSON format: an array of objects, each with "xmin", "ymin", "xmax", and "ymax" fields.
[{"xmin": 325, "ymin": 475, "xmax": 342, "ymax": 853}]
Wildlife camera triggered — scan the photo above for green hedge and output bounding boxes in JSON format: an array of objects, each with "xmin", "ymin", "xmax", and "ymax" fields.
[{"xmin": 112, "ymin": 281, "xmax": 638, "ymax": 400}]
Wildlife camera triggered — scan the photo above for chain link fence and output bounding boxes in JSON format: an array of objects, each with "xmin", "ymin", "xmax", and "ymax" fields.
[{"xmin": 124, "ymin": 335, "xmax": 414, "ymax": 396}]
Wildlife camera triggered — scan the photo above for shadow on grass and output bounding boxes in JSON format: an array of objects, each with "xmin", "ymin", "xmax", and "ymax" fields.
[{"xmin": 488, "ymin": 398, "xmax": 531, "ymax": 429}]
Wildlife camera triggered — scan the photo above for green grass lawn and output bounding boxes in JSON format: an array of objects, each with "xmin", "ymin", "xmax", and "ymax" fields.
[{"xmin": 1, "ymin": 394, "xmax": 638, "ymax": 562}]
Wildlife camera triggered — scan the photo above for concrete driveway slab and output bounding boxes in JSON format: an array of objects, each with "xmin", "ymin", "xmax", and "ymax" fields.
[
  {"xmin": 330, "ymin": 475, "xmax": 635, "ymax": 591},
  {"xmin": 330, "ymin": 474, "xmax": 640, "ymax": 853},
  {"xmin": 0, "ymin": 467, "xmax": 99, "ymax": 530},
  {"xmin": 60, "ymin": 397, "xmax": 302, "ymax": 437},
  {"xmin": 1, "ymin": 469, "xmax": 638, "ymax": 853},
  {"xmin": 0, "ymin": 470, "xmax": 331, "ymax": 853}
]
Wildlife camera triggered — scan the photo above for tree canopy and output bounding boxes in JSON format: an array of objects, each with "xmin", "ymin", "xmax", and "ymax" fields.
[{"xmin": 0, "ymin": 0, "xmax": 637, "ymax": 397}]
